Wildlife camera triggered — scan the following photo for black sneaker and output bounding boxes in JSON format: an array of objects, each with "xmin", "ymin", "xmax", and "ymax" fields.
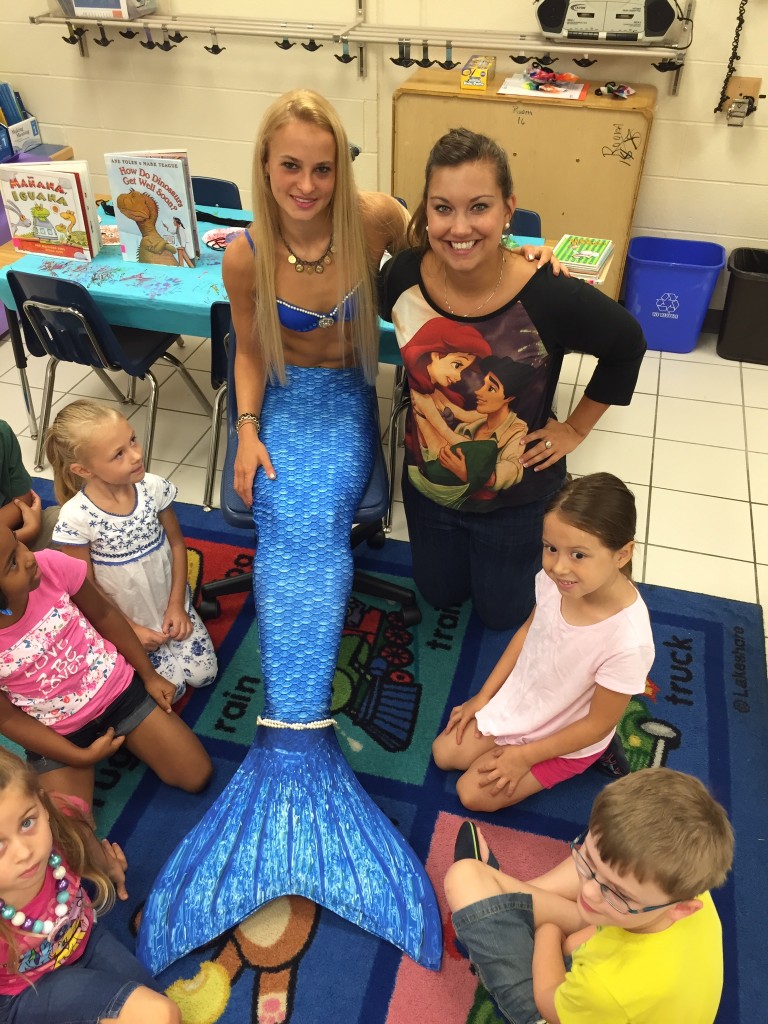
[{"xmin": 594, "ymin": 735, "xmax": 630, "ymax": 779}]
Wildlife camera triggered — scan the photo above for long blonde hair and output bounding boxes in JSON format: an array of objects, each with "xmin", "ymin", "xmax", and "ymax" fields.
[
  {"xmin": 45, "ymin": 399, "xmax": 121, "ymax": 504},
  {"xmin": 0, "ymin": 749, "xmax": 114, "ymax": 972},
  {"xmin": 250, "ymin": 89, "xmax": 380, "ymax": 384}
]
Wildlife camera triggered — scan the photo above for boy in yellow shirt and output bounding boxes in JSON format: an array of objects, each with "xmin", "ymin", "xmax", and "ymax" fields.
[{"xmin": 445, "ymin": 768, "xmax": 733, "ymax": 1023}]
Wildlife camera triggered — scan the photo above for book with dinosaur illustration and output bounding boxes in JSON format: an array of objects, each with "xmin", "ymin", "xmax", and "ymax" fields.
[
  {"xmin": 0, "ymin": 160, "xmax": 101, "ymax": 260},
  {"xmin": 105, "ymin": 150, "xmax": 199, "ymax": 266}
]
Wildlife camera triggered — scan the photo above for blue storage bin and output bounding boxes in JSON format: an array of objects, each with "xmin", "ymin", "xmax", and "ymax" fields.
[{"xmin": 624, "ymin": 237, "xmax": 725, "ymax": 353}]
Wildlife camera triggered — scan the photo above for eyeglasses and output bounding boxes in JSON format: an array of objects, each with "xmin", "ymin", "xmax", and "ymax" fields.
[{"xmin": 570, "ymin": 831, "xmax": 680, "ymax": 916}]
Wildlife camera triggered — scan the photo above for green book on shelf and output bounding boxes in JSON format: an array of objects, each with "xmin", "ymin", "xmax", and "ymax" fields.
[{"xmin": 552, "ymin": 234, "xmax": 614, "ymax": 274}]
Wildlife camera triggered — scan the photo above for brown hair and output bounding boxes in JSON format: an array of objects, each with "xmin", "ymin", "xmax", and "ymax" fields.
[
  {"xmin": 249, "ymin": 89, "xmax": 380, "ymax": 384},
  {"xmin": 0, "ymin": 749, "xmax": 114, "ymax": 972},
  {"xmin": 589, "ymin": 768, "xmax": 734, "ymax": 900},
  {"xmin": 407, "ymin": 128, "xmax": 514, "ymax": 252},
  {"xmin": 45, "ymin": 399, "xmax": 122, "ymax": 504},
  {"xmin": 546, "ymin": 472, "xmax": 637, "ymax": 578}
]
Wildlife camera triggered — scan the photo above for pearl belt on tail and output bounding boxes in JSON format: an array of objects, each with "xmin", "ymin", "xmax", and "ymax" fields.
[{"xmin": 138, "ymin": 366, "xmax": 442, "ymax": 974}]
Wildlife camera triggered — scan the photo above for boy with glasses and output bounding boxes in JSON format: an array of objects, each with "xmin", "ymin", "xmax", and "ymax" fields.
[{"xmin": 445, "ymin": 768, "xmax": 733, "ymax": 1023}]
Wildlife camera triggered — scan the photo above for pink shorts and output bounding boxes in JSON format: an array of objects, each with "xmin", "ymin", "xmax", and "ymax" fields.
[{"xmin": 529, "ymin": 746, "xmax": 605, "ymax": 789}]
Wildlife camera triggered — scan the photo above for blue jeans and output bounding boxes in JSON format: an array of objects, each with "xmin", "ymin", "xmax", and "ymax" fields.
[
  {"xmin": 0, "ymin": 924, "xmax": 160, "ymax": 1023},
  {"xmin": 402, "ymin": 470, "xmax": 562, "ymax": 631},
  {"xmin": 452, "ymin": 893, "xmax": 547, "ymax": 1024}
]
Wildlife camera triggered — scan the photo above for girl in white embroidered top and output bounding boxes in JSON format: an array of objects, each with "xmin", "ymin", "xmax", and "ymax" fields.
[{"xmin": 47, "ymin": 399, "xmax": 217, "ymax": 703}]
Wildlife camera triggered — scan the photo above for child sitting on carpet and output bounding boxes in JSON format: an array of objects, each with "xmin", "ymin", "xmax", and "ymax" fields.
[
  {"xmin": 0, "ymin": 523, "xmax": 212, "ymax": 807},
  {"xmin": 0, "ymin": 747, "xmax": 181, "ymax": 1022},
  {"xmin": 432, "ymin": 473, "xmax": 654, "ymax": 811},
  {"xmin": 445, "ymin": 768, "xmax": 734, "ymax": 1024},
  {"xmin": 0, "ymin": 418, "xmax": 59, "ymax": 551},
  {"xmin": 47, "ymin": 399, "xmax": 217, "ymax": 703}
]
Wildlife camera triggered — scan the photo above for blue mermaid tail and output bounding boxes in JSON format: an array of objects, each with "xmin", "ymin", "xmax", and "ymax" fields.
[{"xmin": 138, "ymin": 367, "xmax": 441, "ymax": 975}]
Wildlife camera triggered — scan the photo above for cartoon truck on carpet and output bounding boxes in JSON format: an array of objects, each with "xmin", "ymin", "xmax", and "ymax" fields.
[{"xmin": 617, "ymin": 690, "xmax": 682, "ymax": 772}]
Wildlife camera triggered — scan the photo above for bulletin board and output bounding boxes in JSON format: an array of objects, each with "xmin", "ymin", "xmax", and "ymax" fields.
[{"xmin": 392, "ymin": 70, "xmax": 657, "ymax": 299}]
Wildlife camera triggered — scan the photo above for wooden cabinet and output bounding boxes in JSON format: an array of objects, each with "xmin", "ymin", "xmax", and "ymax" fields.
[{"xmin": 392, "ymin": 71, "xmax": 656, "ymax": 299}]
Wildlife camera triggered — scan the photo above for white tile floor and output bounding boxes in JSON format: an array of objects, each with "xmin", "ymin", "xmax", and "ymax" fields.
[{"xmin": 3, "ymin": 330, "xmax": 768, "ymax": 647}]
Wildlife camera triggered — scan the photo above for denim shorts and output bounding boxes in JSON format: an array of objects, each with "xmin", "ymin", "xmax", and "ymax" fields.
[
  {"xmin": 453, "ymin": 893, "xmax": 547, "ymax": 1024},
  {"xmin": 0, "ymin": 924, "xmax": 160, "ymax": 1023},
  {"xmin": 26, "ymin": 674, "xmax": 156, "ymax": 775}
]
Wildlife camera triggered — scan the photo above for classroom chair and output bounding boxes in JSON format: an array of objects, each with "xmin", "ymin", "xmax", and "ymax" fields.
[
  {"xmin": 191, "ymin": 176, "xmax": 243, "ymax": 210},
  {"xmin": 7, "ymin": 270, "xmax": 213, "ymax": 472}
]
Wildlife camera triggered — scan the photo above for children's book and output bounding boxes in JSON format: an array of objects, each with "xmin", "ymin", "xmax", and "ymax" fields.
[
  {"xmin": 552, "ymin": 234, "xmax": 615, "ymax": 278},
  {"xmin": 104, "ymin": 150, "xmax": 199, "ymax": 267},
  {"xmin": 0, "ymin": 160, "xmax": 101, "ymax": 261}
]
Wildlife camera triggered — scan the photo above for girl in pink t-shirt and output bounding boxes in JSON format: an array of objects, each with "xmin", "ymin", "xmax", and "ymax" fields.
[
  {"xmin": 0, "ymin": 748, "xmax": 180, "ymax": 1022},
  {"xmin": 0, "ymin": 524, "xmax": 211, "ymax": 809},
  {"xmin": 432, "ymin": 473, "xmax": 655, "ymax": 811}
]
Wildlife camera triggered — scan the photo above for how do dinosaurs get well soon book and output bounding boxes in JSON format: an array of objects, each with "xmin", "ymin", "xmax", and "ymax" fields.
[{"xmin": 105, "ymin": 150, "xmax": 200, "ymax": 267}]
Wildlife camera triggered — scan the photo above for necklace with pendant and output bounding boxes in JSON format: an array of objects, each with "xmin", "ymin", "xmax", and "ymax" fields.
[
  {"xmin": 443, "ymin": 250, "xmax": 506, "ymax": 317},
  {"xmin": 279, "ymin": 230, "xmax": 335, "ymax": 274}
]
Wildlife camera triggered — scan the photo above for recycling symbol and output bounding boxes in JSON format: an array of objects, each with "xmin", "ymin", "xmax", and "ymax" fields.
[{"xmin": 656, "ymin": 293, "xmax": 679, "ymax": 313}]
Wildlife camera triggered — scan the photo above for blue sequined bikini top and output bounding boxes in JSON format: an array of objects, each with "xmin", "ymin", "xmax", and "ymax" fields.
[{"xmin": 244, "ymin": 229, "xmax": 356, "ymax": 332}]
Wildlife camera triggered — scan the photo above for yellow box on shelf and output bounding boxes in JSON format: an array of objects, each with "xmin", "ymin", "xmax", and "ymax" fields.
[{"xmin": 460, "ymin": 55, "xmax": 496, "ymax": 92}]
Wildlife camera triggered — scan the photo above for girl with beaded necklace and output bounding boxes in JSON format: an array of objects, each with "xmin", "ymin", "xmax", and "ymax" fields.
[{"xmin": 0, "ymin": 748, "xmax": 180, "ymax": 1022}]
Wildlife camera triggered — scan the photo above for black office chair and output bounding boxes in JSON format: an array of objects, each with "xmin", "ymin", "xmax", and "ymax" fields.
[
  {"xmin": 191, "ymin": 177, "xmax": 243, "ymax": 210},
  {"xmin": 203, "ymin": 301, "xmax": 230, "ymax": 511},
  {"xmin": 7, "ymin": 270, "xmax": 213, "ymax": 472},
  {"xmin": 198, "ymin": 318, "xmax": 422, "ymax": 625}
]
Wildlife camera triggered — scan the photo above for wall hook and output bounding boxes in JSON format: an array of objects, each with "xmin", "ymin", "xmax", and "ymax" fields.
[
  {"xmin": 205, "ymin": 29, "xmax": 225, "ymax": 54},
  {"xmin": 93, "ymin": 23, "xmax": 113, "ymax": 47},
  {"xmin": 302, "ymin": 38, "xmax": 322, "ymax": 51},
  {"xmin": 349, "ymin": 144, "xmax": 361, "ymax": 161},
  {"xmin": 652, "ymin": 59, "xmax": 682, "ymax": 73},
  {"xmin": 390, "ymin": 40, "xmax": 415, "ymax": 68},
  {"xmin": 275, "ymin": 36, "xmax": 294, "ymax": 49},
  {"xmin": 415, "ymin": 41, "xmax": 434, "ymax": 68},
  {"xmin": 509, "ymin": 53, "xmax": 529, "ymax": 65},
  {"xmin": 437, "ymin": 41, "xmax": 459, "ymax": 70},
  {"xmin": 119, "ymin": 28, "xmax": 139, "ymax": 39},
  {"xmin": 335, "ymin": 37, "xmax": 357, "ymax": 64},
  {"xmin": 140, "ymin": 27, "xmax": 156, "ymax": 49},
  {"xmin": 573, "ymin": 56, "xmax": 596, "ymax": 68},
  {"xmin": 157, "ymin": 27, "xmax": 176, "ymax": 51},
  {"xmin": 535, "ymin": 53, "xmax": 558, "ymax": 66},
  {"xmin": 62, "ymin": 22, "xmax": 86, "ymax": 45},
  {"xmin": 168, "ymin": 31, "xmax": 187, "ymax": 44}
]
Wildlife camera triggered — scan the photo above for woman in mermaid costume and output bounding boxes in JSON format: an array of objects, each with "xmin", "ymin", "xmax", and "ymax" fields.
[{"xmin": 138, "ymin": 91, "xmax": 442, "ymax": 973}]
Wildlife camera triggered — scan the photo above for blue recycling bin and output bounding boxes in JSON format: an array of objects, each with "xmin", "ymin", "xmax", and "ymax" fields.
[{"xmin": 625, "ymin": 237, "xmax": 726, "ymax": 353}]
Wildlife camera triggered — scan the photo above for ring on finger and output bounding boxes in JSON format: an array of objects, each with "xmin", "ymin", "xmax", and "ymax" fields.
[{"xmin": 544, "ymin": 439, "xmax": 553, "ymax": 450}]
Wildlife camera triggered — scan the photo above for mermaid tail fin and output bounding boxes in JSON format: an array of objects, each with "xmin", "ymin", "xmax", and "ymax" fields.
[{"xmin": 137, "ymin": 725, "xmax": 442, "ymax": 976}]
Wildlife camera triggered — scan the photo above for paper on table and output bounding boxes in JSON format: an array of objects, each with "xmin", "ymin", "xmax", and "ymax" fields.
[{"xmin": 497, "ymin": 75, "xmax": 588, "ymax": 101}]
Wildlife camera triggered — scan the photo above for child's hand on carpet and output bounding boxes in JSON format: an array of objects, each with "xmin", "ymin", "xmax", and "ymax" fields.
[
  {"xmin": 102, "ymin": 839, "xmax": 129, "ymax": 900},
  {"xmin": 477, "ymin": 745, "xmax": 531, "ymax": 796}
]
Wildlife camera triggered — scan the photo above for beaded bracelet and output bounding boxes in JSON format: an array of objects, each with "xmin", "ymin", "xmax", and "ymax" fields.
[{"xmin": 235, "ymin": 413, "xmax": 261, "ymax": 435}]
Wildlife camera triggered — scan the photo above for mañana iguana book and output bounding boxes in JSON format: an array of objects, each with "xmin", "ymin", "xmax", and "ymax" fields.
[
  {"xmin": 0, "ymin": 160, "xmax": 101, "ymax": 261},
  {"xmin": 105, "ymin": 150, "xmax": 199, "ymax": 266}
]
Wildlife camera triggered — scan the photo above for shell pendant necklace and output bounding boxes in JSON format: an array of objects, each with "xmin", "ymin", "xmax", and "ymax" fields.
[
  {"xmin": 443, "ymin": 249, "xmax": 506, "ymax": 317},
  {"xmin": 279, "ymin": 230, "xmax": 335, "ymax": 274}
]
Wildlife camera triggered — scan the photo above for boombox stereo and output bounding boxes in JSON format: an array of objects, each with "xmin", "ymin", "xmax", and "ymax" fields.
[{"xmin": 535, "ymin": 1, "xmax": 681, "ymax": 45}]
